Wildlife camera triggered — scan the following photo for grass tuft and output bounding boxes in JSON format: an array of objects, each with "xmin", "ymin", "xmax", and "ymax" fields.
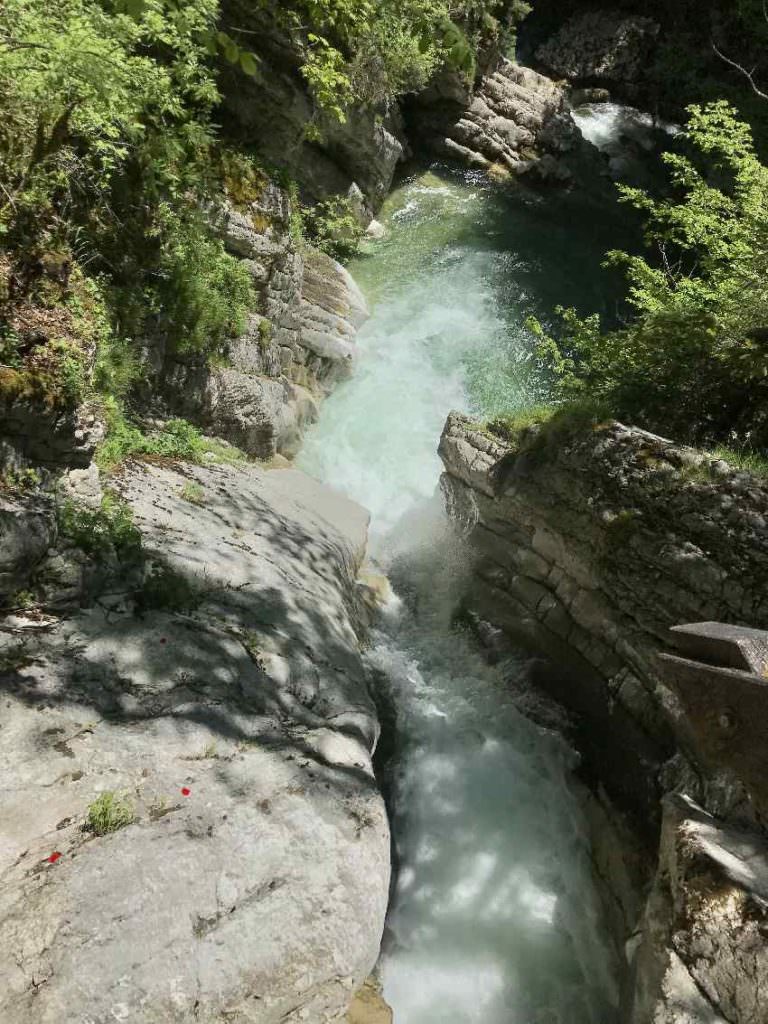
[
  {"xmin": 708, "ymin": 445, "xmax": 768, "ymax": 478},
  {"xmin": 180, "ymin": 482, "xmax": 205, "ymax": 505},
  {"xmin": 486, "ymin": 399, "xmax": 614, "ymax": 450},
  {"xmin": 86, "ymin": 791, "xmax": 135, "ymax": 836}
]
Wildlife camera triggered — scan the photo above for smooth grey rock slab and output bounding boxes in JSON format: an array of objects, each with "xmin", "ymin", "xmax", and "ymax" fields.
[{"xmin": 0, "ymin": 460, "xmax": 388, "ymax": 1023}]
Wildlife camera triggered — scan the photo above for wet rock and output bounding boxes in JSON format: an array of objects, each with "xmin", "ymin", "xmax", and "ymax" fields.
[
  {"xmin": 346, "ymin": 977, "xmax": 393, "ymax": 1024},
  {"xmin": 365, "ymin": 220, "xmax": 386, "ymax": 240},
  {"xmin": 299, "ymin": 249, "xmax": 369, "ymax": 386}
]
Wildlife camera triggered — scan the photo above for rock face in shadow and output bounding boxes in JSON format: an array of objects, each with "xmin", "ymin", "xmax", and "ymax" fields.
[
  {"xmin": 0, "ymin": 459, "xmax": 389, "ymax": 1023},
  {"xmin": 0, "ymin": 399, "xmax": 106, "ymax": 471},
  {"xmin": 438, "ymin": 410, "xmax": 768, "ymax": 1023},
  {"xmin": 535, "ymin": 11, "xmax": 660, "ymax": 89},
  {"xmin": 161, "ymin": 184, "xmax": 370, "ymax": 460}
]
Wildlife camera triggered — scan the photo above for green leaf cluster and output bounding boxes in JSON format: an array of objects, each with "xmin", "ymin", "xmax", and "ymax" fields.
[
  {"xmin": 534, "ymin": 102, "xmax": 768, "ymax": 449},
  {"xmin": 266, "ymin": 0, "xmax": 530, "ymax": 120},
  {"xmin": 59, "ymin": 491, "xmax": 142, "ymax": 560},
  {"xmin": 303, "ymin": 195, "xmax": 364, "ymax": 260},
  {"xmin": 0, "ymin": 0, "xmax": 256, "ymax": 420},
  {"xmin": 96, "ymin": 407, "xmax": 247, "ymax": 470}
]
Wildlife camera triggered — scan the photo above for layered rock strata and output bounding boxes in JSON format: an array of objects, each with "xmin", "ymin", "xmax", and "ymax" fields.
[
  {"xmin": 409, "ymin": 60, "xmax": 588, "ymax": 182},
  {"xmin": 0, "ymin": 458, "xmax": 389, "ymax": 1023}
]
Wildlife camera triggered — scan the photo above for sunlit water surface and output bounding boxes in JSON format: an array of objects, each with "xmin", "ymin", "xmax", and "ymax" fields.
[{"xmin": 298, "ymin": 110, "xmax": 645, "ymax": 1022}]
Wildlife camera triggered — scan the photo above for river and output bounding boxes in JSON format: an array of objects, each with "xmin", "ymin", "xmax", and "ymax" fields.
[{"xmin": 298, "ymin": 106, "xmax": 651, "ymax": 1023}]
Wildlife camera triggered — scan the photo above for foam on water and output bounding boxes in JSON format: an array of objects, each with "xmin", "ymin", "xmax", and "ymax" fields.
[
  {"xmin": 298, "ymin": 167, "xmax": 622, "ymax": 1022},
  {"xmin": 299, "ymin": 175, "xmax": 517, "ymax": 539},
  {"xmin": 571, "ymin": 102, "xmax": 680, "ymax": 153},
  {"xmin": 367, "ymin": 523, "xmax": 619, "ymax": 1023}
]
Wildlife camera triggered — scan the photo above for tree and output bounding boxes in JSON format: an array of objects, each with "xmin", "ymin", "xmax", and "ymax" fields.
[{"xmin": 533, "ymin": 102, "xmax": 768, "ymax": 448}]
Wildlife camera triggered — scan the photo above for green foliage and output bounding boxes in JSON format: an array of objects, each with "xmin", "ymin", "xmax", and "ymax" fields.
[
  {"xmin": 303, "ymin": 195, "xmax": 364, "ymax": 260},
  {"xmin": 269, "ymin": 0, "xmax": 531, "ymax": 120},
  {"xmin": 257, "ymin": 318, "xmax": 272, "ymax": 350},
  {"xmin": 59, "ymin": 491, "xmax": 142, "ymax": 560},
  {"xmin": 285, "ymin": 179, "xmax": 306, "ymax": 245},
  {"xmin": 0, "ymin": 467, "xmax": 42, "ymax": 494},
  {"xmin": 0, "ymin": 0, "xmax": 219, "ymax": 244},
  {"xmin": 486, "ymin": 403, "xmax": 558, "ymax": 441},
  {"xmin": 709, "ymin": 444, "xmax": 768, "ymax": 478},
  {"xmin": 0, "ymin": 0, "xmax": 257, "ymax": 419},
  {"xmin": 486, "ymin": 399, "xmax": 613, "ymax": 451},
  {"xmin": 86, "ymin": 791, "xmax": 135, "ymax": 835},
  {"xmin": 9, "ymin": 589, "xmax": 36, "ymax": 611},
  {"xmin": 96, "ymin": 408, "xmax": 247, "ymax": 469},
  {"xmin": 157, "ymin": 212, "xmax": 253, "ymax": 356},
  {"xmin": 0, "ymin": 266, "xmax": 110, "ymax": 410},
  {"xmin": 216, "ymin": 150, "xmax": 269, "ymax": 209},
  {"xmin": 534, "ymin": 103, "xmax": 768, "ymax": 450}
]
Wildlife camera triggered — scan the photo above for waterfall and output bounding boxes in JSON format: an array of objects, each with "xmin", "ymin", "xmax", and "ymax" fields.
[{"xmin": 298, "ymin": 165, "xmax": 625, "ymax": 1022}]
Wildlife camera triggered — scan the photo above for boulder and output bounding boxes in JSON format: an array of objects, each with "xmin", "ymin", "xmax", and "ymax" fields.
[
  {"xmin": 203, "ymin": 369, "xmax": 319, "ymax": 460},
  {"xmin": 0, "ymin": 459, "xmax": 389, "ymax": 1023}
]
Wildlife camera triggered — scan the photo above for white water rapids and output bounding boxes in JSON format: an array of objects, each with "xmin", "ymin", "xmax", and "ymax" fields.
[{"xmin": 298, "ymin": 112, "xmax": 647, "ymax": 1021}]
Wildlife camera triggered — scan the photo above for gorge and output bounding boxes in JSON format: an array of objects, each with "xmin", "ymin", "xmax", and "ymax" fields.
[
  {"xmin": 1, "ymin": 3, "xmax": 768, "ymax": 1023},
  {"xmin": 298, "ymin": 160, "xmax": 633, "ymax": 1023}
]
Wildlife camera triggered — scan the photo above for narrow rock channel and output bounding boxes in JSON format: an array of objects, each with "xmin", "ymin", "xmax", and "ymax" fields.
[{"xmin": 298, "ymin": 126, "xmax": 648, "ymax": 1022}]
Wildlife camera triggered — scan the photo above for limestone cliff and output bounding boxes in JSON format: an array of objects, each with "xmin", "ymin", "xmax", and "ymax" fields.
[{"xmin": 159, "ymin": 183, "xmax": 370, "ymax": 461}]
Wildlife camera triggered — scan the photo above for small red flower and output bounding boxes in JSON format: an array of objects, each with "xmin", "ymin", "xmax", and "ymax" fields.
[
  {"xmin": 160, "ymin": 637, "xmax": 167, "ymax": 645},
  {"xmin": 181, "ymin": 787, "xmax": 191, "ymax": 796},
  {"xmin": 47, "ymin": 851, "xmax": 62, "ymax": 864}
]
